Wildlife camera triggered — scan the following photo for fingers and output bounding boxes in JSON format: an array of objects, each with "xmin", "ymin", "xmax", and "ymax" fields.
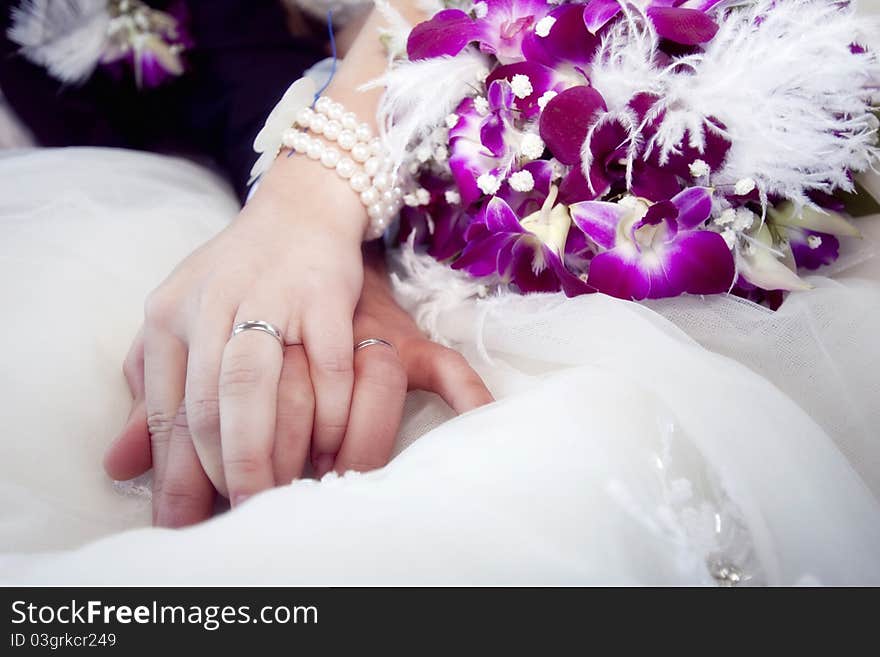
[
  {"xmin": 104, "ymin": 329, "xmax": 151, "ymax": 480},
  {"xmin": 272, "ymin": 345, "xmax": 314, "ymax": 485},
  {"xmin": 103, "ymin": 399, "xmax": 152, "ymax": 480},
  {"xmin": 185, "ymin": 311, "xmax": 234, "ymax": 496},
  {"xmin": 143, "ymin": 326, "xmax": 188, "ymax": 511},
  {"xmin": 219, "ymin": 325, "xmax": 284, "ymax": 506},
  {"xmin": 302, "ymin": 307, "xmax": 355, "ymax": 477},
  {"xmin": 334, "ymin": 343, "xmax": 406, "ymax": 474},
  {"xmin": 408, "ymin": 344, "xmax": 494, "ymax": 414},
  {"xmin": 154, "ymin": 401, "xmax": 216, "ymax": 527}
]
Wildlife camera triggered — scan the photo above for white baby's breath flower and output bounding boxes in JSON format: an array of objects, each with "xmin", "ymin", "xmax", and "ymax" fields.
[
  {"xmin": 535, "ymin": 16, "xmax": 556, "ymax": 38},
  {"xmin": 444, "ymin": 113, "xmax": 459, "ymax": 129},
  {"xmin": 510, "ymin": 74, "xmax": 533, "ymax": 99},
  {"xmin": 714, "ymin": 208, "xmax": 736, "ymax": 226},
  {"xmin": 733, "ymin": 208, "xmax": 755, "ymax": 231},
  {"xmin": 473, "ymin": 96, "xmax": 490, "ymax": 116},
  {"xmin": 807, "ymin": 234, "xmax": 823, "ymax": 249},
  {"xmin": 520, "ymin": 133, "xmax": 545, "ymax": 160},
  {"xmin": 444, "ymin": 189, "xmax": 461, "ymax": 205},
  {"xmin": 477, "ymin": 172, "xmax": 501, "ymax": 195},
  {"xmin": 415, "ymin": 188, "xmax": 431, "ymax": 205},
  {"xmin": 735, "ymin": 177, "xmax": 756, "ymax": 195},
  {"xmin": 689, "ymin": 159, "xmax": 710, "ymax": 178},
  {"xmin": 415, "ymin": 143, "xmax": 432, "ymax": 163},
  {"xmin": 403, "ymin": 193, "xmax": 419, "ymax": 207},
  {"xmin": 472, "ymin": 1, "xmax": 488, "ymax": 19},
  {"xmin": 537, "ymin": 90, "xmax": 557, "ymax": 111},
  {"xmin": 509, "ymin": 170, "xmax": 535, "ymax": 192}
]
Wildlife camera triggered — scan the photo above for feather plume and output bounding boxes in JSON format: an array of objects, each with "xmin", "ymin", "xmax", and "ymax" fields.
[
  {"xmin": 8, "ymin": 0, "xmax": 110, "ymax": 84},
  {"xmin": 361, "ymin": 47, "xmax": 491, "ymax": 170},
  {"xmin": 590, "ymin": 0, "xmax": 880, "ymax": 207}
]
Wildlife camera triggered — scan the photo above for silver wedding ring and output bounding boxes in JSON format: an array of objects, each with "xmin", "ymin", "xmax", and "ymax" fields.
[
  {"xmin": 231, "ymin": 320, "xmax": 285, "ymax": 347},
  {"xmin": 354, "ymin": 338, "xmax": 396, "ymax": 354}
]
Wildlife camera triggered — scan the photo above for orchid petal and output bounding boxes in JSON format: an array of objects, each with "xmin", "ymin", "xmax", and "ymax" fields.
[
  {"xmin": 486, "ymin": 62, "xmax": 564, "ymax": 118},
  {"xmin": 646, "ymin": 7, "xmax": 719, "ymax": 45},
  {"xmin": 788, "ymin": 229, "xmax": 840, "ymax": 270},
  {"xmin": 569, "ymin": 200, "xmax": 624, "ymax": 250},
  {"xmin": 670, "ymin": 186, "xmax": 713, "ymax": 229},
  {"xmin": 539, "ymin": 85, "xmax": 607, "ymax": 165},
  {"xmin": 663, "ymin": 230, "xmax": 736, "ymax": 296},
  {"xmin": 453, "ymin": 233, "xmax": 515, "ymax": 277},
  {"xmin": 521, "ymin": 4, "xmax": 599, "ymax": 68},
  {"xmin": 508, "ymin": 240, "xmax": 562, "ymax": 293},
  {"xmin": 483, "ymin": 195, "xmax": 525, "ymax": 233},
  {"xmin": 587, "ymin": 245, "xmax": 654, "ymax": 300},
  {"xmin": 737, "ymin": 224, "xmax": 812, "ymax": 291},
  {"xmin": 583, "ymin": 0, "xmax": 622, "ymax": 34},
  {"xmin": 407, "ymin": 10, "xmax": 483, "ymax": 60},
  {"xmin": 768, "ymin": 202, "xmax": 862, "ymax": 238}
]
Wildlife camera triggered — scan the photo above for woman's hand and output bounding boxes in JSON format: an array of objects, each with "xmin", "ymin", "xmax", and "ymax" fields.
[
  {"xmin": 104, "ymin": 247, "xmax": 493, "ymax": 527},
  {"xmin": 118, "ymin": 154, "xmax": 367, "ymax": 525}
]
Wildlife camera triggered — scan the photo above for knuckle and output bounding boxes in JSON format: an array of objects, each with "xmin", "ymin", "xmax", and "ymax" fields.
[
  {"xmin": 223, "ymin": 451, "xmax": 270, "ymax": 478},
  {"xmin": 277, "ymin": 385, "xmax": 315, "ymax": 425},
  {"xmin": 146, "ymin": 409, "xmax": 175, "ymax": 441},
  {"xmin": 314, "ymin": 350, "xmax": 353, "ymax": 377},
  {"xmin": 219, "ymin": 355, "xmax": 265, "ymax": 395},
  {"xmin": 143, "ymin": 288, "xmax": 176, "ymax": 327},
  {"xmin": 358, "ymin": 352, "xmax": 406, "ymax": 390},
  {"xmin": 187, "ymin": 396, "xmax": 221, "ymax": 436}
]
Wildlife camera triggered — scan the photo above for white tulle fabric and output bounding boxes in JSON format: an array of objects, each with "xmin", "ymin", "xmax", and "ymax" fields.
[{"xmin": 0, "ymin": 147, "xmax": 878, "ymax": 585}]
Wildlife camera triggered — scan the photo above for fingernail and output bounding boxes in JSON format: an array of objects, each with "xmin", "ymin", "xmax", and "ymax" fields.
[
  {"xmin": 313, "ymin": 454, "xmax": 335, "ymax": 479},
  {"xmin": 232, "ymin": 494, "xmax": 251, "ymax": 508}
]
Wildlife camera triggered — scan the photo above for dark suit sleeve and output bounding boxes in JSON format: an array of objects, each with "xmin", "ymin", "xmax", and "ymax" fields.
[{"xmin": 0, "ymin": 0, "xmax": 326, "ymax": 202}]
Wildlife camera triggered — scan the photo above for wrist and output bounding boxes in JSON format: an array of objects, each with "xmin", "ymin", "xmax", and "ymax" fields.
[{"xmin": 258, "ymin": 152, "xmax": 370, "ymax": 241}]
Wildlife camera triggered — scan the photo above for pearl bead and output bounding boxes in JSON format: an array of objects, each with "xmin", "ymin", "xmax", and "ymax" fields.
[
  {"xmin": 306, "ymin": 140, "xmax": 324, "ymax": 160},
  {"xmin": 355, "ymin": 123, "xmax": 373, "ymax": 142},
  {"xmin": 341, "ymin": 112, "xmax": 358, "ymax": 131},
  {"xmin": 320, "ymin": 147, "xmax": 341, "ymax": 168},
  {"xmin": 383, "ymin": 204, "xmax": 397, "ymax": 219},
  {"xmin": 323, "ymin": 120, "xmax": 341, "ymax": 142},
  {"xmin": 314, "ymin": 96, "xmax": 332, "ymax": 114},
  {"xmin": 351, "ymin": 143, "xmax": 371, "ymax": 163},
  {"xmin": 364, "ymin": 157, "xmax": 381, "ymax": 176},
  {"xmin": 292, "ymin": 131, "xmax": 310, "ymax": 152},
  {"xmin": 369, "ymin": 138, "xmax": 383, "ymax": 156},
  {"xmin": 360, "ymin": 187, "xmax": 380, "ymax": 206},
  {"xmin": 328, "ymin": 102, "xmax": 344, "ymax": 121},
  {"xmin": 381, "ymin": 189, "xmax": 396, "ymax": 205},
  {"xmin": 367, "ymin": 203, "xmax": 385, "ymax": 220},
  {"xmin": 308, "ymin": 113, "xmax": 327, "ymax": 134},
  {"xmin": 281, "ymin": 128, "xmax": 298, "ymax": 148},
  {"xmin": 295, "ymin": 107, "xmax": 314, "ymax": 128},
  {"xmin": 336, "ymin": 157, "xmax": 356, "ymax": 179},
  {"xmin": 337, "ymin": 130, "xmax": 357, "ymax": 151},
  {"xmin": 373, "ymin": 172, "xmax": 391, "ymax": 191},
  {"xmin": 350, "ymin": 172, "xmax": 371, "ymax": 193},
  {"xmin": 390, "ymin": 186, "xmax": 403, "ymax": 200}
]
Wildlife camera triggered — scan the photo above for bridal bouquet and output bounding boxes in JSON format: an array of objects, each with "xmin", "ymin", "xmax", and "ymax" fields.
[{"xmin": 377, "ymin": 0, "xmax": 880, "ymax": 302}]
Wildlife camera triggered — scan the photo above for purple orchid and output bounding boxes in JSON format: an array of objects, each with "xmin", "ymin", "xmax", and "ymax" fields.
[
  {"xmin": 448, "ymin": 80, "xmax": 526, "ymax": 206},
  {"xmin": 453, "ymin": 186, "xmax": 595, "ymax": 296},
  {"xmin": 584, "ymin": 0, "xmax": 723, "ymax": 45},
  {"xmin": 539, "ymin": 87, "xmax": 686, "ymax": 204},
  {"xmin": 407, "ymin": 0, "xmax": 555, "ymax": 63},
  {"xmin": 569, "ymin": 187, "xmax": 735, "ymax": 299}
]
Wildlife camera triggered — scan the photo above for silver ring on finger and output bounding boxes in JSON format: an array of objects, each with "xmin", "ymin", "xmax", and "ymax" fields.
[
  {"xmin": 231, "ymin": 320, "xmax": 286, "ymax": 348},
  {"xmin": 354, "ymin": 338, "xmax": 397, "ymax": 355}
]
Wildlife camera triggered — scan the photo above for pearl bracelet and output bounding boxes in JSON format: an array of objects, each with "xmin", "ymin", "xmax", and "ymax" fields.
[
  {"xmin": 281, "ymin": 127, "xmax": 404, "ymax": 240},
  {"xmin": 250, "ymin": 79, "xmax": 405, "ymax": 240}
]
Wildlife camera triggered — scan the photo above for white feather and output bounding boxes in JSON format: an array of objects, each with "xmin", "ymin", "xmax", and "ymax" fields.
[
  {"xmin": 591, "ymin": 0, "xmax": 880, "ymax": 207},
  {"xmin": 361, "ymin": 47, "xmax": 491, "ymax": 170},
  {"xmin": 8, "ymin": 0, "xmax": 110, "ymax": 84},
  {"xmin": 390, "ymin": 238, "xmax": 494, "ymax": 343}
]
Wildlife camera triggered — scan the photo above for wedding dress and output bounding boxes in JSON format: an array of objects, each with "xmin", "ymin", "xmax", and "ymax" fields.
[{"xmin": 0, "ymin": 146, "xmax": 878, "ymax": 585}]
